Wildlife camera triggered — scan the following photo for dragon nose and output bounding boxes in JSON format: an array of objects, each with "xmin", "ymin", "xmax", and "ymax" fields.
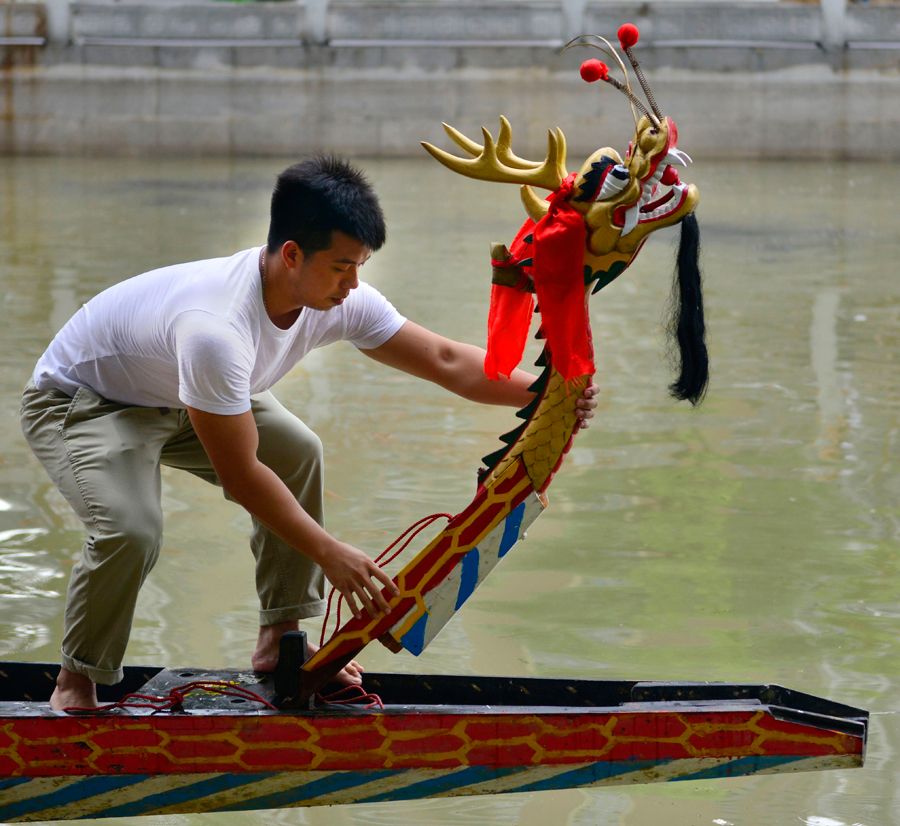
[{"xmin": 661, "ymin": 166, "xmax": 680, "ymax": 186}]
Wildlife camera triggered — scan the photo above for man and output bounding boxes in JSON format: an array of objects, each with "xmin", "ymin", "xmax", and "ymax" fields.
[{"xmin": 21, "ymin": 156, "xmax": 598, "ymax": 711}]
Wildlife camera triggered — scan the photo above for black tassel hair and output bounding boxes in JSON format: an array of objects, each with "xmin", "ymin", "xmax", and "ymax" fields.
[{"xmin": 666, "ymin": 212, "xmax": 708, "ymax": 406}]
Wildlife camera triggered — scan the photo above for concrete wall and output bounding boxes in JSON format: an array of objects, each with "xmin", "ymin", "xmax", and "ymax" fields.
[{"xmin": 2, "ymin": 1, "xmax": 900, "ymax": 159}]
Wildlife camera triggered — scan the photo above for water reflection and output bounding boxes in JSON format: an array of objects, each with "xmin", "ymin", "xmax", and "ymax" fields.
[{"xmin": 0, "ymin": 156, "xmax": 898, "ymax": 825}]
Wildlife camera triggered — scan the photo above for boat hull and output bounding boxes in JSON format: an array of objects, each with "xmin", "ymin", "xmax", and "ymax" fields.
[
  {"xmin": 0, "ymin": 753, "xmax": 860, "ymax": 820},
  {"xmin": 0, "ymin": 664, "xmax": 868, "ymax": 821}
]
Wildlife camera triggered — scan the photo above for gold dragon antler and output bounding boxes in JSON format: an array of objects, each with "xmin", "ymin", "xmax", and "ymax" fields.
[
  {"xmin": 421, "ymin": 119, "xmax": 568, "ymax": 191},
  {"xmin": 443, "ymin": 116, "xmax": 546, "ymax": 171}
]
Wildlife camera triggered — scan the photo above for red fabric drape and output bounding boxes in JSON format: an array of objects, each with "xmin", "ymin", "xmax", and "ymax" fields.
[
  {"xmin": 532, "ymin": 177, "xmax": 592, "ymax": 381},
  {"xmin": 484, "ymin": 174, "xmax": 593, "ymax": 382}
]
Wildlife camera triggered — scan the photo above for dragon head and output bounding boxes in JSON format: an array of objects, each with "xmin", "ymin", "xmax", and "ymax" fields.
[
  {"xmin": 570, "ymin": 115, "xmax": 698, "ymax": 258},
  {"xmin": 421, "ymin": 25, "xmax": 708, "ymax": 406}
]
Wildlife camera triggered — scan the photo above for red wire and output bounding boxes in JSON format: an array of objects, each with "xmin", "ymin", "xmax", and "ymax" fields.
[
  {"xmin": 63, "ymin": 680, "xmax": 279, "ymax": 714},
  {"xmin": 318, "ymin": 512, "xmax": 453, "ymax": 647},
  {"xmin": 328, "ymin": 515, "xmax": 447, "ymax": 640},
  {"xmin": 63, "ymin": 680, "xmax": 386, "ymax": 714},
  {"xmin": 317, "ymin": 684, "xmax": 384, "ymax": 710}
]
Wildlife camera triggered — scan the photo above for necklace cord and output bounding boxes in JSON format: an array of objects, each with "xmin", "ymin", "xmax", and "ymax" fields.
[{"xmin": 259, "ymin": 248, "xmax": 269, "ymax": 314}]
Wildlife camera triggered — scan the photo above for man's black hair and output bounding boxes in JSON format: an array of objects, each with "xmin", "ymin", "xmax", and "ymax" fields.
[{"xmin": 267, "ymin": 155, "xmax": 386, "ymax": 256}]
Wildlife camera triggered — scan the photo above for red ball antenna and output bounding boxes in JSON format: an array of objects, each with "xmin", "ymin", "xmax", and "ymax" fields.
[
  {"xmin": 618, "ymin": 24, "xmax": 639, "ymax": 50},
  {"xmin": 580, "ymin": 59, "xmax": 609, "ymax": 82},
  {"xmin": 615, "ymin": 23, "xmax": 662, "ymax": 121}
]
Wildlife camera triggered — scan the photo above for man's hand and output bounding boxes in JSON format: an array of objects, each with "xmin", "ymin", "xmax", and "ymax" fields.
[
  {"xmin": 318, "ymin": 540, "xmax": 398, "ymax": 620},
  {"xmin": 574, "ymin": 383, "xmax": 600, "ymax": 431}
]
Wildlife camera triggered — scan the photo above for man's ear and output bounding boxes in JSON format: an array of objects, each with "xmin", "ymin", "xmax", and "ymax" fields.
[{"xmin": 281, "ymin": 241, "xmax": 305, "ymax": 271}]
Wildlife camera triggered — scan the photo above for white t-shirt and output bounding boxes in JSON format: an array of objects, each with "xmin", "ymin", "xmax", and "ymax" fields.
[{"xmin": 33, "ymin": 247, "xmax": 407, "ymax": 415}]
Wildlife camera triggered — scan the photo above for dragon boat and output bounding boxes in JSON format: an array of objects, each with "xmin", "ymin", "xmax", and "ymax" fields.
[
  {"xmin": 0, "ymin": 645, "xmax": 869, "ymax": 821},
  {"xmin": 0, "ymin": 25, "xmax": 868, "ymax": 820}
]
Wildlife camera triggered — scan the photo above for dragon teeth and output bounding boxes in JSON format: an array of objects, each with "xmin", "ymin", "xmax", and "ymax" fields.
[
  {"xmin": 662, "ymin": 149, "xmax": 692, "ymax": 167},
  {"xmin": 621, "ymin": 204, "xmax": 640, "ymax": 236}
]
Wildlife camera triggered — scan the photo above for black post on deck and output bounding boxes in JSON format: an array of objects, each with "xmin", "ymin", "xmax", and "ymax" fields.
[{"xmin": 273, "ymin": 630, "xmax": 310, "ymax": 709}]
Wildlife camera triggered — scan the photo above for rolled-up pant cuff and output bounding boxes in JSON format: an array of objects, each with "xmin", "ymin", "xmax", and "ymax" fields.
[
  {"xmin": 61, "ymin": 650, "xmax": 124, "ymax": 686},
  {"xmin": 259, "ymin": 600, "xmax": 326, "ymax": 627}
]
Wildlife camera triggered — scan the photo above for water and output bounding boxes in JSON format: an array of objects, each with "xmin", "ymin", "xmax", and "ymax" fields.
[{"xmin": 0, "ymin": 155, "xmax": 897, "ymax": 826}]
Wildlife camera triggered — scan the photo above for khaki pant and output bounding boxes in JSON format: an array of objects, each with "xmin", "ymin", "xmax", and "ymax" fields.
[{"xmin": 20, "ymin": 381, "xmax": 326, "ymax": 685}]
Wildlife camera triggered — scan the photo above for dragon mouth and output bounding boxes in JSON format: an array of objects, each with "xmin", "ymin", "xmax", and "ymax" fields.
[{"xmin": 614, "ymin": 148, "xmax": 693, "ymax": 235}]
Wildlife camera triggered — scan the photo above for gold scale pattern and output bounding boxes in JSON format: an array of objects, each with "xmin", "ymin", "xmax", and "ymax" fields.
[{"xmin": 487, "ymin": 368, "xmax": 589, "ymax": 491}]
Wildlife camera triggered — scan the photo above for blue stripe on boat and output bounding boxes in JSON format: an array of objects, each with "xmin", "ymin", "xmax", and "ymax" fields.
[
  {"xmin": 400, "ymin": 611, "xmax": 429, "ymax": 656},
  {"xmin": 667, "ymin": 754, "xmax": 808, "ymax": 781},
  {"xmin": 498, "ymin": 503, "xmax": 525, "ymax": 559},
  {"xmin": 93, "ymin": 772, "xmax": 274, "ymax": 818},
  {"xmin": 509, "ymin": 761, "xmax": 659, "ymax": 793},
  {"xmin": 0, "ymin": 775, "xmax": 143, "ymax": 821},
  {"xmin": 216, "ymin": 768, "xmax": 399, "ymax": 811},
  {"xmin": 361, "ymin": 765, "xmax": 525, "ymax": 802},
  {"xmin": 455, "ymin": 548, "xmax": 480, "ymax": 610},
  {"xmin": 0, "ymin": 777, "xmax": 32, "ymax": 792}
]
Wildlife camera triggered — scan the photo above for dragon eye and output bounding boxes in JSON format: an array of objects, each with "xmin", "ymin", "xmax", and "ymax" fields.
[
  {"xmin": 595, "ymin": 165, "xmax": 630, "ymax": 201},
  {"xmin": 574, "ymin": 158, "xmax": 631, "ymax": 204}
]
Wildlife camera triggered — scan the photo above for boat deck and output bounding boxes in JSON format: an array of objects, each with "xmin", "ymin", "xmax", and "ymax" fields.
[{"xmin": 0, "ymin": 661, "xmax": 870, "ymax": 729}]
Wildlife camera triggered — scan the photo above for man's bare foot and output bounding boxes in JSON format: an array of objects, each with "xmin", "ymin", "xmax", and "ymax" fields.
[
  {"xmin": 50, "ymin": 668, "xmax": 98, "ymax": 711},
  {"xmin": 252, "ymin": 621, "xmax": 364, "ymax": 686},
  {"xmin": 312, "ymin": 642, "xmax": 364, "ymax": 687},
  {"xmin": 252, "ymin": 620, "xmax": 299, "ymax": 672}
]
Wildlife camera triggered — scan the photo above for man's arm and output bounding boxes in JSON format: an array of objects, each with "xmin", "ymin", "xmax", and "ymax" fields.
[
  {"xmin": 362, "ymin": 321, "xmax": 599, "ymax": 427},
  {"xmin": 187, "ymin": 406, "xmax": 399, "ymax": 620}
]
